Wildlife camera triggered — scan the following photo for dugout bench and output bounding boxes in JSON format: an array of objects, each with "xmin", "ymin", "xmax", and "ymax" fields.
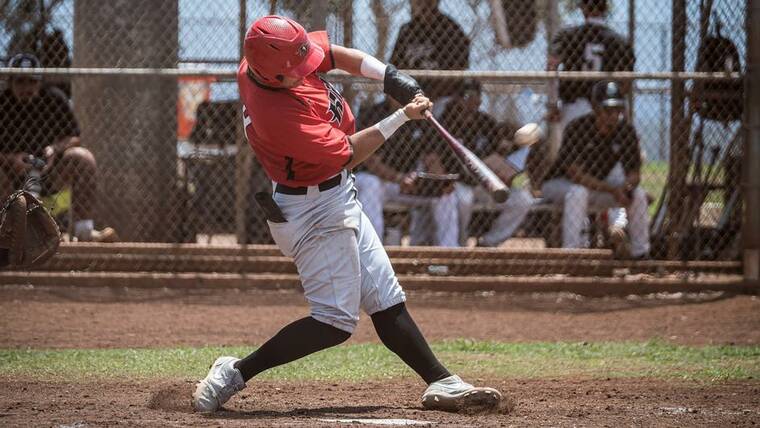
[{"xmin": 382, "ymin": 199, "xmax": 609, "ymax": 249}]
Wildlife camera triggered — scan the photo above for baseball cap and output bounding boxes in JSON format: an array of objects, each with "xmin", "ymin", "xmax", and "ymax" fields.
[
  {"xmin": 7, "ymin": 53, "xmax": 42, "ymax": 80},
  {"xmin": 455, "ymin": 78, "xmax": 481, "ymax": 96},
  {"xmin": 591, "ymin": 81, "xmax": 625, "ymax": 108}
]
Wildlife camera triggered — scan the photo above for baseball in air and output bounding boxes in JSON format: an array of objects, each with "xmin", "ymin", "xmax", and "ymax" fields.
[{"xmin": 514, "ymin": 122, "xmax": 543, "ymax": 147}]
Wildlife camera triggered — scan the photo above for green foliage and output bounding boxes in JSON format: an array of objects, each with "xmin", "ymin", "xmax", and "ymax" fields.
[{"xmin": 1, "ymin": 340, "xmax": 758, "ymax": 383}]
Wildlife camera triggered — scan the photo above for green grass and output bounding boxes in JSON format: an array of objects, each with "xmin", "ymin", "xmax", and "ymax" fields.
[
  {"xmin": 1, "ymin": 340, "xmax": 758, "ymax": 383},
  {"xmin": 640, "ymin": 161, "xmax": 730, "ymax": 216},
  {"xmin": 640, "ymin": 161, "xmax": 668, "ymax": 216}
]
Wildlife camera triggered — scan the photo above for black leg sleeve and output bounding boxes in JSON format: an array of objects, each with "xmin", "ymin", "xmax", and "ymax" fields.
[
  {"xmin": 370, "ymin": 302, "xmax": 451, "ymax": 384},
  {"xmin": 235, "ymin": 316, "xmax": 351, "ymax": 382}
]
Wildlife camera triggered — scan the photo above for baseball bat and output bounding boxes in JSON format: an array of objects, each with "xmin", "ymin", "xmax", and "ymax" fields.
[{"xmin": 425, "ymin": 113, "xmax": 509, "ymax": 203}]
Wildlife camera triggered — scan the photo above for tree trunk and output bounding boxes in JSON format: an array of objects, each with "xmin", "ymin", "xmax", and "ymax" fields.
[{"xmin": 73, "ymin": 0, "xmax": 178, "ymax": 242}]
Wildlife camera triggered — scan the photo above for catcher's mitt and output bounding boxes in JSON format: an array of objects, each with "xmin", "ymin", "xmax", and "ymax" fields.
[{"xmin": 0, "ymin": 190, "xmax": 61, "ymax": 269}]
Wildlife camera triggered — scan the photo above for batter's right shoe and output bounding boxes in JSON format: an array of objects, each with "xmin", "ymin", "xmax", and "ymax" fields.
[
  {"xmin": 192, "ymin": 356, "xmax": 246, "ymax": 413},
  {"xmin": 421, "ymin": 375, "xmax": 502, "ymax": 412}
]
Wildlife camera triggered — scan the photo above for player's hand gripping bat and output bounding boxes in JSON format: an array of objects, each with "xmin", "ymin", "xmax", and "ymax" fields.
[{"xmin": 383, "ymin": 67, "xmax": 509, "ymax": 202}]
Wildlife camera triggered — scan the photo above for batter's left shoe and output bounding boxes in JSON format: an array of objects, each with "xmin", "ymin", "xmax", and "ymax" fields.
[
  {"xmin": 192, "ymin": 356, "xmax": 246, "ymax": 413},
  {"xmin": 421, "ymin": 375, "xmax": 502, "ymax": 412}
]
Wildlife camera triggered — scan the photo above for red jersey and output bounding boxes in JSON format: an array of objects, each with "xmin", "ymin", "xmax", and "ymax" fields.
[{"xmin": 237, "ymin": 31, "xmax": 355, "ymax": 187}]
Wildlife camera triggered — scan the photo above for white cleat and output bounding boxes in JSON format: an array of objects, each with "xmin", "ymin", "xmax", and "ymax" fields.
[
  {"xmin": 192, "ymin": 356, "xmax": 246, "ymax": 413},
  {"xmin": 421, "ymin": 375, "xmax": 502, "ymax": 412}
]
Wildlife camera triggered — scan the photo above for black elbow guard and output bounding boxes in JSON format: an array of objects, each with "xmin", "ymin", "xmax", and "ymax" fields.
[{"xmin": 383, "ymin": 64, "xmax": 423, "ymax": 105}]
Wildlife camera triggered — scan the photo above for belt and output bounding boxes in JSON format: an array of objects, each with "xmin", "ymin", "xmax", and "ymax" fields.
[{"xmin": 274, "ymin": 173, "xmax": 342, "ymax": 195}]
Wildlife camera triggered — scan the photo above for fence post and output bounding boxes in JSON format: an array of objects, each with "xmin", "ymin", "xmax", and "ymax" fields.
[
  {"xmin": 235, "ymin": 0, "xmax": 251, "ymax": 244},
  {"xmin": 666, "ymin": 0, "xmax": 688, "ymax": 259},
  {"xmin": 72, "ymin": 0, "xmax": 178, "ymax": 242},
  {"xmin": 744, "ymin": 0, "xmax": 760, "ymax": 286}
]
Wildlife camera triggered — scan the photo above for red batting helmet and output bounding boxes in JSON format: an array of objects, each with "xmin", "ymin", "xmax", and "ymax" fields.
[{"xmin": 244, "ymin": 15, "xmax": 325, "ymax": 87}]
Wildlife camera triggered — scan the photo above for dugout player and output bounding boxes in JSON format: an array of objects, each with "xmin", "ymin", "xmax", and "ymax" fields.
[
  {"xmin": 0, "ymin": 53, "xmax": 117, "ymax": 243},
  {"xmin": 192, "ymin": 15, "xmax": 503, "ymax": 413},
  {"xmin": 354, "ymin": 97, "xmax": 460, "ymax": 247},
  {"xmin": 437, "ymin": 79, "xmax": 512, "ymax": 246},
  {"xmin": 541, "ymin": 81, "xmax": 650, "ymax": 258},
  {"xmin": 546, "ymin": 0, "xmax": 635, "ymax": 162}
]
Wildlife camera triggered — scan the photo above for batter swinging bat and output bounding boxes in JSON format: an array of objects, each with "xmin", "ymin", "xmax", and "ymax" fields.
[{"xmin": 425, "ymin": 112, "xmax": 509, "ymax": 203}]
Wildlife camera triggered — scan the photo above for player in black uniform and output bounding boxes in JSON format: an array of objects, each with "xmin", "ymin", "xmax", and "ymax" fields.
[
  {"xmin": 546, "ymin": 0, "xmax": 635, "ymax": 160},
  {"xmin": 541, "ymin": 81, "xmax": 650, "ymax": 258},
  {"xmin": 0, "ymin": 53, "xmax": 117, "ymax": 242},
  {"xmin": 438, "ymin": 78, "xmax": 501, "ymax": 245},
  {"xmin": 542, "ymin": 0, "xmax": 637, "ymax": 252},
  {"xmin": 353, "ymin": 97, "xmax": 460, "ymax": 247}
]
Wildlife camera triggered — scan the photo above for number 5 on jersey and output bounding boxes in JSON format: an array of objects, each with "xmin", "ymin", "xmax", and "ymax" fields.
[{"xmin": 582, "ymin": 43, "xmax": 605, "ymax": 72}]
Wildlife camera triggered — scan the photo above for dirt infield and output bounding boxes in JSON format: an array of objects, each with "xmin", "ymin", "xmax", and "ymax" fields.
[
  {"xmin": 2, "ymin": 286, "xmax": 759, "ymax": 348},
  {"xmin": 1, "ymin": 285, "xmax": 759, "ymax": 426},
  {"xmin": 1, "ymin": 377, "xmax": 759, "ymax": 427}
]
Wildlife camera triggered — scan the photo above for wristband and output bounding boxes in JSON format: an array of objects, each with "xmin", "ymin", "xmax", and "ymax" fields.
[
  {"xmin": 360, "ymin": 55, "xmax": 387, "ymax": 81},
  {"xmin": 375, "ymin": 109, "xmax": 410, "ymax": 140}
]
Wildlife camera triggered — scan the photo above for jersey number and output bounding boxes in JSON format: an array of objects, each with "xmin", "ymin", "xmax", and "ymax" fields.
[
  {"xmin": 284, "ymin": 157, "xmax": 295, "ymax": 180},
  {"xmin": 582, "ymin": 43, "xmax": 605, "ymax": 71}
]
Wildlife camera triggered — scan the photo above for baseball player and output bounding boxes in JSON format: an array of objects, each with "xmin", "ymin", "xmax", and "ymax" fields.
[
  {"xmin": 541, "ymin": 81, "xmax": 650, "ymax": 258},
  {"xmin": 478, "ymin": 123, "xmax": 546, "ymax": 247},
  {"xmin": 354, "ymin": 97, "xmax": 460, "ymax": 247},
  {"xmin": 192, "ymin": 15, "xmax": 503, "ymax": 414},
  {"xmin": 0, "ymin": 53, "xmax": 117, "ymax": 242},
  {"xmin": 436, "ymin": 79, "xmax": 511, "ymax": 246},
  {"xmin": 542, "ymin": 0, "xmax": 636, "ymax": 249}
]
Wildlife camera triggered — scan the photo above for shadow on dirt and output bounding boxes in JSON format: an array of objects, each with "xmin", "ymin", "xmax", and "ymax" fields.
[
  {"xmin": 408, "ymin": 289, "xmax": 737, "ymax": 315},
  {"xmin": 146, "ymin": 381, "xmax": 517, "ymax": 420}
]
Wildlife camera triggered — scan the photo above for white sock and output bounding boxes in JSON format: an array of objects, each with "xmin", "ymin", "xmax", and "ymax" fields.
[{"xmin": 74, "ymin": 219, "xmax": 94, "ymax": 237}]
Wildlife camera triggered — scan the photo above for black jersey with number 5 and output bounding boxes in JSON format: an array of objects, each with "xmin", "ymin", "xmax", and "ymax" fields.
[{"xmin": 551, "ymin": 21, "xmax": 635, "ymax": 104}]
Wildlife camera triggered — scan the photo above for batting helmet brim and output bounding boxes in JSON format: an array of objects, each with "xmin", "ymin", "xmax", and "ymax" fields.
[{"xmin": 288, "ymin": 35, "xmax": 325, "ymax": 79}]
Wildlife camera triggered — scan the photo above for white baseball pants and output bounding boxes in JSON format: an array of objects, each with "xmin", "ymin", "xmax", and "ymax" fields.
[
  {"xmin": 541, "ymin": 170, "xmax": 650, "ymax": 257},
  {"xmin": 267, "ymin": 170, "xmax": 406, "ymax": 333}
]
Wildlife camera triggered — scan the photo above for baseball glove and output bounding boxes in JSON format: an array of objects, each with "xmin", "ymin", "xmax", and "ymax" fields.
[{"xmin": 0, "ymin": 190, "xmax": 61, "ymax": 269}]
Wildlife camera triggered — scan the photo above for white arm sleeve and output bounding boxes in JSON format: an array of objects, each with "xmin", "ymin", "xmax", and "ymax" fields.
[{"xmin": 360, "ymin": 55, "xmax": 387, "ymax": 81}]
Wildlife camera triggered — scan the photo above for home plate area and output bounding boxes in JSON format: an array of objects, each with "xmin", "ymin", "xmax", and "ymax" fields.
[{"xmin": 317, "ymin": 418, "xmax": 434, "ymax": 426}]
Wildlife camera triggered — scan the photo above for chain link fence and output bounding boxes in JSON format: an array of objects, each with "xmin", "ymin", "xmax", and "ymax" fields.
[{"xmin": 0, "ymin": 0, "xmax": 752, "ymax": 280}]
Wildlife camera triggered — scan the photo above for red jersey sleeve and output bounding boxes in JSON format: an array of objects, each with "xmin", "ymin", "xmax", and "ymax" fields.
[
  {"xmin": 256, "ymin": 103, "xmax": 353, "ymax": 169},
  {"xmin": 309, "ymin": 31, "xmax": 335, "ymax": 73}
]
